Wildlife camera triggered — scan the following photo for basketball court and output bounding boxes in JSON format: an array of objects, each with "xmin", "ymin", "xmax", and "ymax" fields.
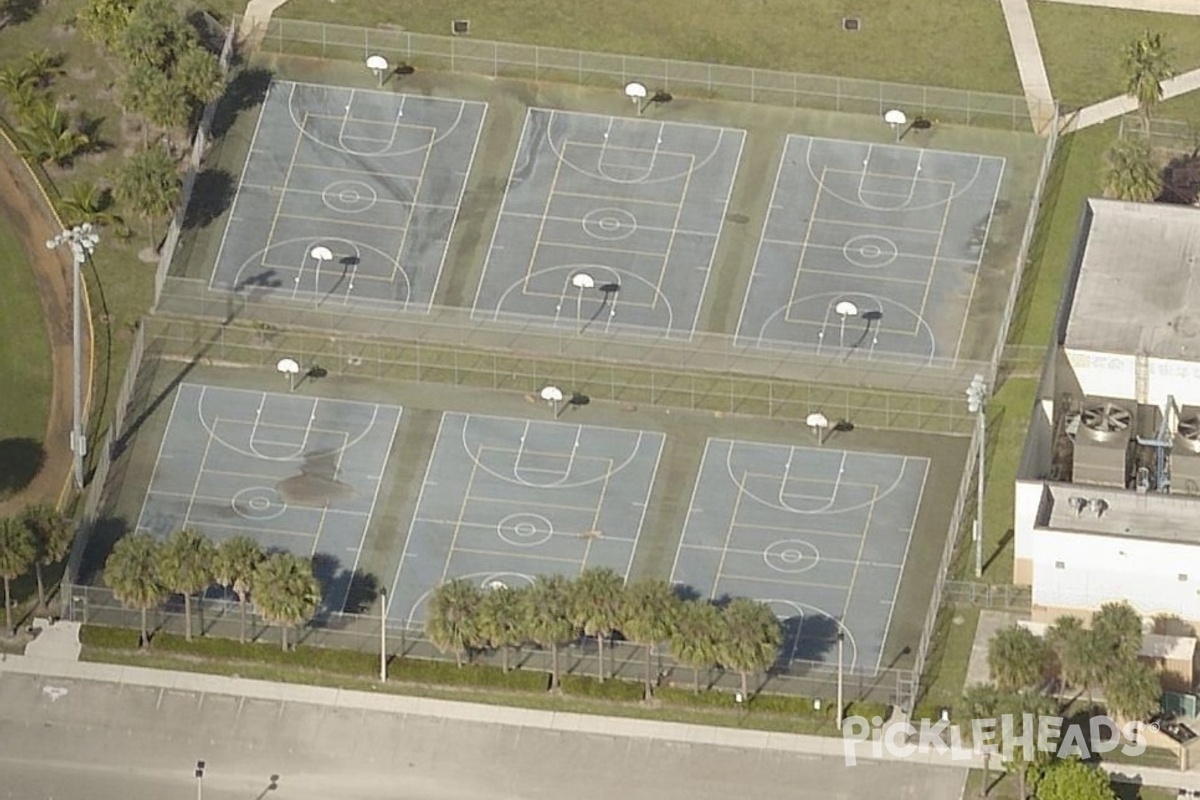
[
  {"xmin": 389, "ymin": 412, "xmax": 664, "ymax": 627},
  {"xmin": 134, "ymin": 383, "xmax": 401, "ymax": 612},
  {"xmin": 737, "ymin": 135, "xmax": 1005, "ymax": 365},
  {"xmin": 670, "ymin": 437, "xmax": 929, "ymax": 674},
  {"xmin": 209, "ymin": 80, "xmax": 486, "ymax": 311},
  {"xmin": 471, "ymin": 108, "xmax": 744, "ymax": 339}
]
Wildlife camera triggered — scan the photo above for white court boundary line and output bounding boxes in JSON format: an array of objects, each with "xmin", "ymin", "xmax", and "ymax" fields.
[{"xmin": 873, "ymin": 456, "xmax": 929, "ymax": 676}]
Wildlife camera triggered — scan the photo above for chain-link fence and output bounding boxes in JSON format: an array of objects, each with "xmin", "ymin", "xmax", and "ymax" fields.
[
  {"xmin": 155, "ymin": 277, "xmax": 993, "ymax": 401},
  {"xmin": 62, "ymin": 583, "xmax": 913, "ymax": 705},
  {"xmin": 943, "ymin": 581, "xmax": 1033, "ymax": 611},
  {"xmin": 140, "ymin": 312, "xmax": 974, "ymax": 435},
  {"xmin": 252, "ymin": 18, "xmax": 1048, "ymax": 133}
]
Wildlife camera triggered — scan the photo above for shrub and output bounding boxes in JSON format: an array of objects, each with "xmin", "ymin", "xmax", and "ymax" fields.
[{"xmin": 559, "ymin": 674, "xmax": 645, "ymax": 702}]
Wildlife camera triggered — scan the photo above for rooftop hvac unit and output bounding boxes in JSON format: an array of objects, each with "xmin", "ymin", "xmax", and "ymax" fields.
[
  {"xmin": 1171, "ymin": 406, "xmax": 1200, "ymax": 495},
  {"xmin": 1071, "ymin": 400, "xmax": 1133, "ymax": 487}
]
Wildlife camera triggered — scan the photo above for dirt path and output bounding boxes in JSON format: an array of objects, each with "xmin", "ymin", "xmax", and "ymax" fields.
[{"xmin": 0, "ymin": 139, "xmax": 85, "ymax": 516}]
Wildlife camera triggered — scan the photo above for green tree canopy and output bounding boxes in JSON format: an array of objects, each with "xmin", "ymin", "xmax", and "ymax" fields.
[
  {"xmin": 20, "ymin": 505, "xmax": 73, "ymax": 611},
  {"xmin": 477, "ymin": 584, "xmax": 525, "ymax": 673},
  {"xmin": 520, "ymin": 574, "xmax": 577, "ymax": 690},
  {"xmin": 620, "ymin": 578, "xmax": 681, "ymax": 699},
  {"xmin": 426, "ymin": 578, "xmax": 484, "ymax": 668},
  {"xmin": 159, "ymin": 529, "xmax": 214, "ymax": 641},
  {"xmin": 716, "ymin": 597, "xmax": 782, "ymax": 699},
  {"xmin": 670, "ymin": 599, "xmax": 726, "ymax": 693},
  {"xmin": 78, "ymin": 0, "xmax": 137, "ymax": 52},
  {"xmin": 1103, "ymin": 137, "xmax": 1160, "ymax": 203},
  {"xmin": 103, "ymin": 532, "xmax": 166, "ymax": 647},
  {"xmin": 114, "ymin": 144, "xmax": 180, "ymax": 246},
  {"xmin": 1104, "ymin": 660, "xmax": 1161, "ymax": 724},
  {"xmin": 0, "ymin": 517, "xmax": 36, "ymax": 636},
  {"xmin": 1122, "ymin": 30, "xmax": 1173, "ymax": 131},
  {"xmin": 252, "ymin": 552, "xmax": 321, "ymax": 651},
  {"xmin": 569, "ymin": 567, "xmax": 626, "ymax": 682},
  {"xmin": 1091, "ymin": 601, "xmax": 1143, "ymax": 668},
  {"xmin": 988, "ymin": 625, "xmax": 1049, "ymax": 692},
  {"xmin": 211, "ymin": 535, "xmax": 263, "ymax": 644},
  {"xmin": 1036, "ymin": 758, "xmax": 1116, "ymax": 800}
]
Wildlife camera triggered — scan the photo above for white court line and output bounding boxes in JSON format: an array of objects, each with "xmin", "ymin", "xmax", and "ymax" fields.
[
  {"xmin": 709, "ymin": 463, "xmax": 748, "ymax": 602},
  {"xmin": 734, "ymin": 135, "xmax": 795, "ymax": 345},
  {"xmin": 952, "ymin": 156, "xmax": 1007, "ymax": 363},
  {"xmin": 412, "ymin": 517, "xmax": 639, "ymax": 543},
  {"xmin": 277, "ymin": 158, "xmax": 427, "ymax": 181},
  {"xmin": 837, "ymin": 482, "xmax": 880, "ymax": 646},
  {"xmin": 505, "ymin": 210, "xmax": 719, "ymax": 239},
  {"xmin": 168, "ymin": 518, "xmax": 317, "ymax": 540},
  {"xmin": 148, "ymin": 488, "xmax": 373, "ymax": 519},
  {"xmin": 207, "ymin": 83, "xmax": 272, "ymax": 293},
  {"xmin": 390, "ymin": 125, "xmax": 436, "ymax": 287},
  {"xmin": 182, "ymin": 408, "xmax": 220, "ymax": 531},
  {"xmin": 873, "ymin": 457, "xmax": 929, "ymax": 675},
  {"xmin": 450, "ymin": 547, "xmax": 585, "ymax": 567},
  {"xmin": 439, "ymin": 426, "xmax": 484, "ymax": 584},
  {"xmin": 669, "ymin": 438, "xmax": 713, "ymax": 587},
  {"xmin": 678, "ymin": 542, "xmax": 905, "ymax": 569},
  {"xmin": 622, "ymin": 433, "xmax": 664, "ymax": 581},
  {"xmin": 470, "ymin": 109, "xmax": 534, "ymax": 317},
  {"xmin": 134, "ymin": 388, "xmax": 187, "ymax": 533},
  {"xmin": 911, "ymin": 184, "xmax": 953, "ymax": 358},
  {"xmin": 388, "ymin": 412, "xmax": 450, "ymax": 618},
  {"xmin": 328, "ymin": 404, "xmax": 402, "ymax": 613},
  {"xmin": 715, "ymin": 573, "xmax": 852, "ymax": 592}
]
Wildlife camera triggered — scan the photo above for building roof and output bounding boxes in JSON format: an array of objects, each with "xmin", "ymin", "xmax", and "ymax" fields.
[
  {"xmin": 1020, "ymin": 621, "xmax": 1197, "ymax": 661},
  {"xmin": 1042, "ymin": 481, "xmax": 1200, "ymax": 545},
  {"xmin": 1065, "ymin": 199, "xmax": 1200, "ymax": 360}
]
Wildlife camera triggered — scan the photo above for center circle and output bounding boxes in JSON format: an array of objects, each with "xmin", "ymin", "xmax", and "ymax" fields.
[
  {"xmin": 843, "ymin": 234, "xmax": 899, "ymax": 269},
  {"xmin": 763, "ymin": 539, "xmax": 820, "ymax": 574},
  {"xmin": 497, "ymin": 513, "xmax": 554, "ymax": 547},
  {"xmin": 322, "ymin": 180, "xmax": 378, "ymax": 214},
  {"xmin": 582, "ymin": 207, "xmax": 638, "ymax": 241},
  {"xmin": 231, "ymin": 486, "xmax": 287, "ymax": 521}
]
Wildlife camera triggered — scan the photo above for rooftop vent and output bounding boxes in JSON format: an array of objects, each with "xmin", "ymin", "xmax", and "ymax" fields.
[
  {"xmin": 1079, "ymin": 401, "xmax": 1132, "ymax": 442},
  {"xmin": 1177, "ymin": 411, "xmax": 1200, "ymax": 454}
]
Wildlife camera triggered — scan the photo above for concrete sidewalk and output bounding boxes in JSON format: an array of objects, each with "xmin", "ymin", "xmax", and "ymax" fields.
[
  {"xmin": 999, "ymin": 0, "xmax": 1058, "ymax": 134},
  {"xmin": 1042, "ymin": 0, "xmax": 1200, "ymax": 14},
  {"xmin": 1063, "ymin": 66, "xmax": 1200, "ymax": 130}
]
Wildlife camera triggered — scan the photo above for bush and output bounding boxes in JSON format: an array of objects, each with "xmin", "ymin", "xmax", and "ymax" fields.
[
  {"xmin": 560, "ymin": 674, "xmax": 645, "ymax": 702},
  {"xmin": 79, "ymin": 624, "xmax": 139, "ymax": 649},
  {"xmin": 388, "ymin": 658, "xmax": 548, "ymax": 692}
]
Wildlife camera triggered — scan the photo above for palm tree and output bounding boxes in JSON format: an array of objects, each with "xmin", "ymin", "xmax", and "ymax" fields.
[
  {"xmin": 252, "ymin": 552, "xmax": 321, "ymax": 651},
  {"xmin": 520, "ymin": 574, "xmax": 577, "ymax": 691},
  {"xmin": 211, "ymin": 535, "xmax": 263, "ymax": 644},
  {"xmin": 1104, "ymin": 660, "xmax": 1161, "ymax": 725},
  {"xmin": 159, "ymin": 529, "xmax": 214, "ymax": 641},
  {"xmin": 103, "ymin": 532, "xmax": 167, "ymax": 647},
  {"xmin": 620, "ymin": 578, "xmax": 681, "ymax": 700},
  {"xmin": 17, "ymin": 100, "xmax": 90, "ymax": 167},
  {"xmin": 1123, "ymin": 30, "xmax": 1173, "ymax": 132},
  {"xmin": 1104, "ymin": 138, "xmax": 1160, "ymax": 202},
  {"xmin": 426, "ymin": 579, "xmax": 484, "ymax": 668},
  {"xmin": 0, "ymin": 517, "xmax": 36, "ymax": 636},
  {"xmin": 57, "ymin": 181, "xmax": 125, "ymax": 232},
  {"xmin": 962, "ymin": 683, "xmax": 1002, "ymax": 797},
  {"xmin": 987, "ymin": 625, "xmax": 1048, "ymax": 692},
  {"xmin": 114, "ymin": 144, "xmax": 180, "ymax": 246},
  {"xmin": 477, "ymin": 584, "xmax": 524, "ymax": 673},
  {"xmin": 670, "ymin": 599, "xmax": 725, "ymax": 693},
  {"xmin": 20, "ymin": 505, "xmax": 73, "ymax": 612},
  {"xmin": 716, "ymin": 597, "xmax": 782, "ymax": 700},
  {"xmin": 569, "ymin": 567, "xmax": 626, "ymax": 682},
  {"xmin": 1047, "ymin": 615, "xmax": 1101, "ymax": 701},
  {"xmin": 1092, "ymin": 601, "xmax": 1144, "ymax": 668},
  {"xmin": 22, "ymin": 49, "xmax": 63, "ymax": 89},
  {"xmin": 0, "ymin": 63, "xmax": 38, "ymax": 104}
]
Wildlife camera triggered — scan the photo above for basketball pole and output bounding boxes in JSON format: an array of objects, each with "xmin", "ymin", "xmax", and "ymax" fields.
[{"xmin": 380, "ymin": 587, "xmax": 388, "ymax": 681}]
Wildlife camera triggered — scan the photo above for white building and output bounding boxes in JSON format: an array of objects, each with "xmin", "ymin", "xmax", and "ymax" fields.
[{"xmin": 1015, "ymin": 198, "xmax": 1200, "ymax": 645}]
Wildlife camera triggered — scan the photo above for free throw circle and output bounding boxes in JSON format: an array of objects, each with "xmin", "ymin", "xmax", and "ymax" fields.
[
  {"xmin": 497, "ymin": 512, "xmax": 554, "ymax": 547},
  {"xmin": 231, "ymin": 486, "xmax": 287, "ymax": 521},
  {"xmin": 321, "ymin": 180, "xmax": 379, "ymax": 214},
  {"xmin": 763, "ymin": 539, "xmax": 820, "ymax": 574},
  {"xmin": 843, "ymin": 235, "xmax": 899, "ymax": 269}
]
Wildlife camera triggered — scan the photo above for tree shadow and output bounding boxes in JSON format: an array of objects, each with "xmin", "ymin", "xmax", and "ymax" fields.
[
  {"xmin": 1157, "ymin": 149, "xmax": 1200, "ymax": 205},
  {"xmin": 182, "ymin": 168, "xmax": 235, "ymax": 230},
  {"xmin": 0, "ymin": 0, "xmax": 42, "ymax": 29},
  {"xmin": 75, "ymin": 515, "xmax": 131, "ymax": 585},
  {"xmin": 76, "ymin": 111, "xmax": 110, "ymax": 155},
  {"xmin": 0, "ymin": 437, "xmax": 44, "ymax": 496},
  {"xmin": 309, "ymin": 554, "xmax": 379, "ymax": 624},
  {"xmin": 209, "ymin": 67, "xmax": 273, "ymax": 140}
]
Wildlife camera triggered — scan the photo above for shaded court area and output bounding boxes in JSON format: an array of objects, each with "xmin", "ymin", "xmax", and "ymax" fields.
[
  {"xmin": 390, "ymin": 412, "xmax": 663, "ymax": 627},
  {"xmin": 670, "ymin": 438, "xmax": 929, "ymax": 675},
  {"xmin": 209, "ymin": 80, "xmax": 486, "ymax": 311},
  {"xmin": 135, "ymin": 383, "xmax": 401, "ymax": 611},
  {"xmin": 738, "ymin": 135, "xmax": 1005, "ymax": 366},
  {"xmin": 472, "ymin": 109, "xmax": 744, "ymax": 339}
]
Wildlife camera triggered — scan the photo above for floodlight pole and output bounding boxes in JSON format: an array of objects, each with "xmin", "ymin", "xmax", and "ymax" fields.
[
  {"xmin": 836, "ymin": 631, "xmax": 845, "ymax": 728},
  {"xmin": 46, "ymin": 224, "xmax": 99, "ymax": 490},
  {"xmin": 195, "ymin": 760, "xmax": 206, "ymax": 800},
  {"xmin": 967, "ymin": 374, "xmax": 988, "ymax": 579},
  {"xmin": 379, "ymin": 587, "xmax": 388, "ymax": 682}
]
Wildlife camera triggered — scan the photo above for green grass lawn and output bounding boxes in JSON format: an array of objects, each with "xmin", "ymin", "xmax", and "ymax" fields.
[
  {"xmin": 1032, "ymin": 1, "xmax": 1200, "ymax": 110},
  {"xmin": 914, "ymin": 606, "xmax": 979, "ymax": 719},
  {"xmin": 276, "ymin": 0, "xmax": 1023, "ymax": 94},
  {"xmin": 0, "ymin": 199, "xmax": 51, "ymax": 497}
]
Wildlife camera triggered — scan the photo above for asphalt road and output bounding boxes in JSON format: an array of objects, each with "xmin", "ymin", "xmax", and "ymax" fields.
[{"xmin": 0, "ymin": 672, "xmax": 967, "ymax": 800}]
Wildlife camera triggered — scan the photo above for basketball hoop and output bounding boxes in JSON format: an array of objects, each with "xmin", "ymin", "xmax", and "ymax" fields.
[
  {"xmin": 366, "ymin": 54, "xmax": 389, "ymax": 87},
  {"xmin": 624, "ymin": 81, "xmax": 648, "ymax": 115}
]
